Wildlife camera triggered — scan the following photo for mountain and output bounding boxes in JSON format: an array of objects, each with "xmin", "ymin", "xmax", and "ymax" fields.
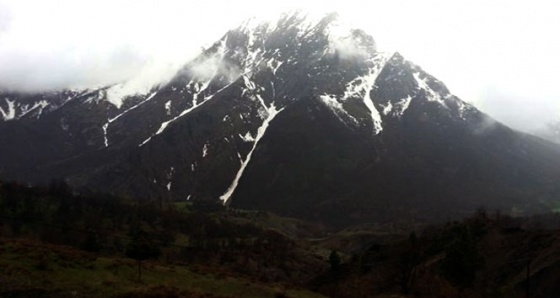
[
  {"xmin": 1, "ymin": 13, "xmax": 560, "ymax": 226},
  {"xmin": 535, "ymin": 121, "xmax": 560, "ymax": 144}
]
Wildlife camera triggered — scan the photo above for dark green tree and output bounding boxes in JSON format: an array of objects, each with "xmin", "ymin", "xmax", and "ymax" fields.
[
  {"xmin": 81, "ymin": 232, "xmax": 101, "ymax": 253},
  {"xmin": 401, "ymin": 231, "xmax": 421, "ymax": 294},
  {"xmin": 440, "ymin": 226, "xmax": 483, "ymax": 290},
  {"xmin": 329, "ymin": 249, "xmax": 341, "ymax": 272},
  {"xmin": 125, "ymin": 227, "xmax": 161, "ymax": 282}
]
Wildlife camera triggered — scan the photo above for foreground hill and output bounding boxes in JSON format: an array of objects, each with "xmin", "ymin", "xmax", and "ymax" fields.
[{"xmin": 3, "ymin": 182, "xmax": 560, "ymax": 297}]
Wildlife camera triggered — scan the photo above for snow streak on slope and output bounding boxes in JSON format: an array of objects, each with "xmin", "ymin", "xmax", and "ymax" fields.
[
  {"xmin": 18, "ymin": 100, "xmax": 50, "ymax": 119},
  {"xmin": 139, "ymin": 82, "xmax": 235, "ymax": 147},
  {"xmin": 1, "ymin": 91, "xmax": 86, "ymax": 122},
  {"xmin": 220, "ymin": 103, "xmax": 285, "ymax": 204},
  {"xmin": 102, "ymin": 91, "xmax": 158, "ymax": 147}
]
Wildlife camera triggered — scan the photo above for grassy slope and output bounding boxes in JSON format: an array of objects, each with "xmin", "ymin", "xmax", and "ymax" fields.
[{"xmin": 0, "ymin": 238, "xmax": 326, "ymax": 298}]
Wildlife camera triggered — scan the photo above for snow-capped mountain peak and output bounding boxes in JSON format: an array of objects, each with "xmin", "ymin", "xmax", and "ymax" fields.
[{"xmin": 2, "ymin": 13, "xmax": 559, "ymax": 227}]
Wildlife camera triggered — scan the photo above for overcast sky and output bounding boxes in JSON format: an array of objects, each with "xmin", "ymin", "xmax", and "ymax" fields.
[{"xmin": 0, "ymin": 0, "xmax": 559, "ymax": 132}]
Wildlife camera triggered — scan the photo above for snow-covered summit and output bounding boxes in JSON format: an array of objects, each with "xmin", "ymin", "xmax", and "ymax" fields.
[{"xmin": 1, "ymin": 12, "xmax": 548, "ymax": 228}]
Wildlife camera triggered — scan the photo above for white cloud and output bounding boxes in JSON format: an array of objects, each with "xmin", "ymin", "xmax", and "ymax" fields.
[
  {"xmin": 0, "ymin": 0, "xmax": 559, "ymax": 132},
  {"xmin": 328, "ymin": 27, "xmax": 376, "ymax": 60}
]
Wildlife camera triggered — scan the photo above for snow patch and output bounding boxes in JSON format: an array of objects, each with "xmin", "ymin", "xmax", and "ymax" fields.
[
  {"xmin": 243, "ymin": 75, "xmax": 256, "ymax": 91},
  {"xmin": 102, "ymin": 123, "xmax": 109, "ymax": 147},
  {"xmin": 60, "ymin": 118, "xmax": 69, "ymax": 131},
  {"xmin": 239, "ymin": 131, "xmax": 255, "ymax": 142},
  {"xmin": 238, "ymin": 26, "xmax": 267, "ymax": 76},
  {"xmin": 0, "ymin": 98, "xmax": 16, "ymax": 121},
  {"xmin": 319, "ymin": 94, "xmax": 358, "ymax": 125},
  {"xmin": 165, "ymin": 100, "xmax": 172, "ymax": 115},
  {"xmin": 342, "ymin": 53, "xmax": 392, "ymax": 134},
  {"xmin": 165, "ymin": 166, "xmax": 175, "ymax": 192},
  {"xmin": 191, "ymin": 80, "xmax": 212, "ymax": 103},
  {"xmin": 267, "ymin": 58, "xmax": 283, "ymax": 75},
  {"xmin": 167, "ymin": 167, "xmax": 175, "ymax": 179},
  {"xmin": 413, "ymin": 72, "xmax": 445, "ymax": 104},
  {"xmin": 83, "ymin": 90, "xmax": 104, "ymax": 105},
  {"xmin": 18, "ymin": 100, "xmax": 49, "ymax": 119},
  {"xmin": 202, "ymin": 143, "xmax": 209, "ymax": 158},
  {"xmin": 243, "ymin": 76, "xmax": 269, "ymax": 120},
  {"xmin": 454, "ymin": 99, "xmax": 471, "ymax": 120},
  {"xmin": 34, "ymin": 101, "xmax": 49, "ymax": 118},
  {"xmin": 393, "ymin": 95, "xmax": 412, "ymax": 118},
  {"xmin": 381, "ymin": 101, "xmax": 393, "ymax": 116}
]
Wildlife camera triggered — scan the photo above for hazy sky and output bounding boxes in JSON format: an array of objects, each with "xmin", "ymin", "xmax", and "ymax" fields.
[{"xmin": 0, "ymin": 0, "xmax": 559, "ymax": 132}]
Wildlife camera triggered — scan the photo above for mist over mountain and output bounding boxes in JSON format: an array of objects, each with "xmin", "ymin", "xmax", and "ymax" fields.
[
  {"xmin": 534, "ymin": 120, "xmax": 560, "ymax": 144},
  {"xmin": 1, "ymin": 13, "xmax": 560, "ymax": 226}
]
